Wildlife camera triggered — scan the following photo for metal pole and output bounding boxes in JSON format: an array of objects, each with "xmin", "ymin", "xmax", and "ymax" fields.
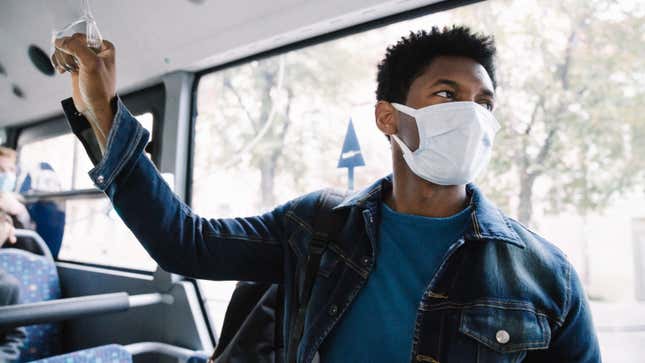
[{"xmin": 348, "ymin": 167, "xmax": 354, "ymax": 191}]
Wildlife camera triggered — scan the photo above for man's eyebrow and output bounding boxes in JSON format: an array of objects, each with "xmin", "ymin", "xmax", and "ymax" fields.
[
  {"xmin": 430, "ymin": 79, "xmax": 460, "ymax": 89},
  {"xmin": 430, "ymin": 78, "xmax": 496, "ymax": 99},
  {"xmin": 480, "ymin": 88, "xmax": 495, "ymax": 99}
]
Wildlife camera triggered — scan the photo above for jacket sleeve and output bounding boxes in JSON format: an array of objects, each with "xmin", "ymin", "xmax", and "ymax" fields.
[
  {"xmin": 0, "ymin": 271, "xmax": 26, "ymax": 361},
  {"xmin": 536, "ymin": 263, "xmax": 602, "ymax": 362},
  {"xmin": 62, "ymin": 97, "xmax": 289, "ymax": 282}
]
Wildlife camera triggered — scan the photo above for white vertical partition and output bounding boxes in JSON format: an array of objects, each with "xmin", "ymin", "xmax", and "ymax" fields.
[{"xmin": 160, "ymin": 71, "xmax": 195, "ymax": 202}]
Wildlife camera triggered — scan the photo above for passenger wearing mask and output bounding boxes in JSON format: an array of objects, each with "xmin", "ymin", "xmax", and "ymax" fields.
[
  {"xmin": 0, "ymin": 147, "xmax": 33, "ymax": 231},
  {"xmin": 52, "ymin": 27, "xmax": 600, "ymax": 362},
  {"xmin": 0, "ymin": 146, "xmax": 65, "ymax": 258}
]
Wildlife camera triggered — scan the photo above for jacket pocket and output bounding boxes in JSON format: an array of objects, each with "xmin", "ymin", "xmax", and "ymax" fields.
[{"xmin": 459, "ymin": 305, "xmax": 551, "ymax": 361}]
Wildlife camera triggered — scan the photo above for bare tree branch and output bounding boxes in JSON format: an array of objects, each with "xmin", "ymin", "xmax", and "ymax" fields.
[
  {"xmin": 271, "ymin": 87, "xmax": 295, "ymax": 164},
  {"xmin": 224, "ymin": 77, "xmax": 260, "ymax": 133},
  {"xmin": 558, "ymin": 30, "xmax": 577, "ymax": 90},
  {"xmin": 535, "ymin": 126, "xmax": 558, "ymax": 167},
  {"xmin": 525, "ymin": 95, "xmax": 545, "ymax": 136}
]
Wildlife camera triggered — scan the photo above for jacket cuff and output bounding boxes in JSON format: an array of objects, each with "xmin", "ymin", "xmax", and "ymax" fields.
[
  {"xmin": 61, "ymin": 97, "xmax": 104, "ymax": 165},
  {"xmin": 62, "ymin": 96, "xmax": 150, "ymax": 192}
]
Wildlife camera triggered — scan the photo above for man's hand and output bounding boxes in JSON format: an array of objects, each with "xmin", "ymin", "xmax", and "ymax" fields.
[
  {"xmin": 51, "ymin": 33, "xmax": 117, "ymax": 149},
  {"xmin": 0, "ymin": 192, "xmax": 34, "ymax": 230},
  {"xmin": 0, "ymin": 193, "xmax": 28, "ymax": 217},
  {"xmin": 0, "ymin": 213, "xmax": 16, "ymax": 248}
]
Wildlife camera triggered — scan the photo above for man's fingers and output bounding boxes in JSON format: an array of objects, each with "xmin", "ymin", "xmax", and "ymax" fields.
[
  {"xmin": 55, "ymin": 33, "xmax": 97, "ymax": 68},
  {"xmin": 101, "ymin": 39, "xmax": 115, "ymax": 52},
  {"xmin": 61, "ymin": 52, "xmax": 79, "ymax": 72},
  {"xmin": 50, "ymin": 52, "xmax": 61, "ymax": 72},
  {"xmin": 55, "ymin": 50, "xmax": 73, "ymax": 72},
  {"xmin": 0, "ymin": 214, "xmax": 15, "ymax": 245},
  {"xmin": 53, "ymin": 50, "xmax": 77, "ymax": 73},
  {"xmin": 8, "ymin": 224, "xmax": 16, "ymax": 244},
  {"xmin": 98, "ymin": 39, "xmax": 115, "ymax": 65},
  {"xmin": 51, "ymin": 51, "xmax": 66, "ymax": 73}
]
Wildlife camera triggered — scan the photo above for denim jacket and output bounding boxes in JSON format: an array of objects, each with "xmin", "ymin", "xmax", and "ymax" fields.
[{"xmin": 63, "ymin": 97, "xmax": 601, "ymax": 363}]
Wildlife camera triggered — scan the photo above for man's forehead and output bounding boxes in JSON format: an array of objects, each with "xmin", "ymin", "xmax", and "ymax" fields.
[
  {"xmin": 420, "ymin": 56, "xmax": 494, "ymax": 93},
  {"xmin": 0, "ymin": 156, "xmax": 15, "ymax": 167}
]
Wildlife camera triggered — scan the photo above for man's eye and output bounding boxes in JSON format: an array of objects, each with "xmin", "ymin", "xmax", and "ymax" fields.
[
  {"xmin": 435, "ymin": 90, "xmax": 454, "ymax": 99},
  {"xmin": 480, "ymin": 102, "xmax": 494, "ymax": 111}
]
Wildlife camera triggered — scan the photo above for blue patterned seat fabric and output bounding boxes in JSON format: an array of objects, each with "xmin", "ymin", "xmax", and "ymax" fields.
[
  {"xmin": 29, "ymin": 344, "xmax": 132, "ymax": 363},
  {"xmin": 0, "ymin": 248, "xmax": 62, "ymax": 361}
]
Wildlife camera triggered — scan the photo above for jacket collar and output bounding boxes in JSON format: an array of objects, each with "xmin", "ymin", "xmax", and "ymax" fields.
[{"xmin": 333, "ymin": 175, "xmax": 524, "ymax": 248}]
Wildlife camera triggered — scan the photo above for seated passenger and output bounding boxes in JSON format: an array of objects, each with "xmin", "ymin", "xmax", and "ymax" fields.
[
  {"xmin": 0, "ymin": 212, "xmax": 26, "ymax": 362},
  {"xmin": 0, "ymin": 147, "xmax": 34, "ymax": 230}
]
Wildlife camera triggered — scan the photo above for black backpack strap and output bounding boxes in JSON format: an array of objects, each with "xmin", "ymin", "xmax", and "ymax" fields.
[
  {"xmin": 287, "ymin": 189, "xmax": 348, "ymax": 362},
  {"xmin": 300, "ymin": 189, "xmax": 347, "ymax": 303}
]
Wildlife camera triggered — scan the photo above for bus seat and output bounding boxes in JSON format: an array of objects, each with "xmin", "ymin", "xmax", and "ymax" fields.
[
  {"xmin": 29, "ymin": 344, "xmax": 131, "ymax": 363},
  {"xmin": 0, "ymin": 230, "xmax": 62, "ymax": 361},
  {"xmin": 2, "ymin": 229, "xmax": 54, "ymax": 260},
  {"xmin": 29, "ymin": 342, "xmax": 210, "ymax": 363}
]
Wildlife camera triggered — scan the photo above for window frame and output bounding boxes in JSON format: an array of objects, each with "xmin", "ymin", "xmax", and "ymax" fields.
[
  {"xmin": 14, "ymin": 84, "xmax": 166, "ymax": 166},
  {"xmin": 185, "ymin": 0, "xmax": 484, "ymax": 206},
  {"xmin": 9, "ymin": 84, "xmax": 165, "ymax": 273}
]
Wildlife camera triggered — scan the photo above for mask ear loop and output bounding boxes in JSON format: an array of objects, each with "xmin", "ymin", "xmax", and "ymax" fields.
[
  {"xmin": 390, "ymin": 102, "xmax": 418, "ymax": 116},
  {"xmin": 390, "ymin": 102, "xmax": 423, "ymax": 152},
  {"xmin": 391, "ymin": 134, "xmax": 414, "ymax": 157}
]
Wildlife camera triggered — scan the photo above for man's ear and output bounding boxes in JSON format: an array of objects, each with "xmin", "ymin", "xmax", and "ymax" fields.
[{"xmin": 375, "ymin": 101, "xmax": 397, "ymax": 137}]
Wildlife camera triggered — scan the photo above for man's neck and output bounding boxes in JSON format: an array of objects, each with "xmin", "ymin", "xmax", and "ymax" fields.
[{"xmin": 386, "ymin": 166, "xmax": 469, "ymax": 218}]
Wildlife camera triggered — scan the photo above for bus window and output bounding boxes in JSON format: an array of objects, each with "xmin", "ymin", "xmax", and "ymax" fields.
[
  {"xmin": 17, "ymin": 113, "xmax": 158, "ymax": 271},
  {"xmin": 192, "ymin": 33, "xmax": 392, "ymax": 332},
  {"xmin": 191, "ymin": 0, "xmax": 645, "ymax": 357}
]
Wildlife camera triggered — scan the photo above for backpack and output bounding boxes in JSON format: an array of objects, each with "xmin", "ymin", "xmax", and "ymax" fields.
[{"xmin": 210, "ymin": 190, "xmax": 348, "ymax": 363}]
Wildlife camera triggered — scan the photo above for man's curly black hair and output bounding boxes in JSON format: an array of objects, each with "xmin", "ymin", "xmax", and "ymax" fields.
[{"xmin": 376, "ymin": 25, "xmax": 497, "ymax": 104}]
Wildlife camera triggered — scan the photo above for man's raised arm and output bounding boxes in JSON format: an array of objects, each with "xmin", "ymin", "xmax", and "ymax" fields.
[{"xmin": 52, "ymin": 34, "xmax": 288, "ymax": 282}]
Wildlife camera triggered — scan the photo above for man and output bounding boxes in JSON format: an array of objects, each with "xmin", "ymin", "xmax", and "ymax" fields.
[{"xmin": 52, "ymin": 26, "xmax": 601, "ymax": 362}]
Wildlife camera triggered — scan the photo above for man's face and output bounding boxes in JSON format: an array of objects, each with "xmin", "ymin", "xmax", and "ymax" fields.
[
  {"xmin": 0, "ymin": 156, "xmax": 16, "ymax": 174},
  {"xmin": 406, "ymin": 55, "xmax": 495, "ymax": 111},
  {"xmin": 377, "ymin": 55, "xmax": 496, "ymax": 151}
]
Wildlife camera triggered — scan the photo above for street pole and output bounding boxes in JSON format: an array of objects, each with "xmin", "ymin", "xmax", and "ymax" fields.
[{"xmin": 348, "ymin": 167, "xmax": 354, "ymax": 191}]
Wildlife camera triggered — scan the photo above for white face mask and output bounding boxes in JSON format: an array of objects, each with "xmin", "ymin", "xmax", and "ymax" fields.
[
  {"xmin": 390, "ymin": 101, "xmax": 500, "ymax": 186},
  {"xmin": 0, "ymin": 172, "xmax": 16, "ymax": 193}
]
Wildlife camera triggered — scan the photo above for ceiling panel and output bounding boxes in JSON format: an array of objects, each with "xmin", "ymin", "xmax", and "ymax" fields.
[{"xmin": 0, "ymin": 0, "xmax": 441, "ymax": 126}]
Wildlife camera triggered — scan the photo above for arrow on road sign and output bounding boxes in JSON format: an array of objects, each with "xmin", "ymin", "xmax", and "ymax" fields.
[{"xmin": 337, "ymin": 119, "xmax": 365, "ymax": 190}]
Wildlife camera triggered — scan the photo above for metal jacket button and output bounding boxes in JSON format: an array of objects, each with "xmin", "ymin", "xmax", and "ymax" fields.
[
  {"xmin": 96, "ymin": 175, "xmax": 105, "ymax": 184},
  {"xmin": 496, "ymin": 329, "xmax": 510, "ymax": 344},
  {"xmin": 328, "ymin": 304, "xmax": 338, "ymax": 316},
  {"xmin": 361, "ymin": 256, "xmax": 370, "ymax": 266}
]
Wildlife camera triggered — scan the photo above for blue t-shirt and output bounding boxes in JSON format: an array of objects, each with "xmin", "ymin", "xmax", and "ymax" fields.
[{"xmin": 319, "ymin": 202, "xmax": 472, "ymax": 362}]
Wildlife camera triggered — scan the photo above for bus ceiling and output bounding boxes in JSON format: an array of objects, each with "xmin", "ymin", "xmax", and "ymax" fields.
[{"xmin": 0, "ymin": 0, "xmax": 456, "ymax": 127}]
